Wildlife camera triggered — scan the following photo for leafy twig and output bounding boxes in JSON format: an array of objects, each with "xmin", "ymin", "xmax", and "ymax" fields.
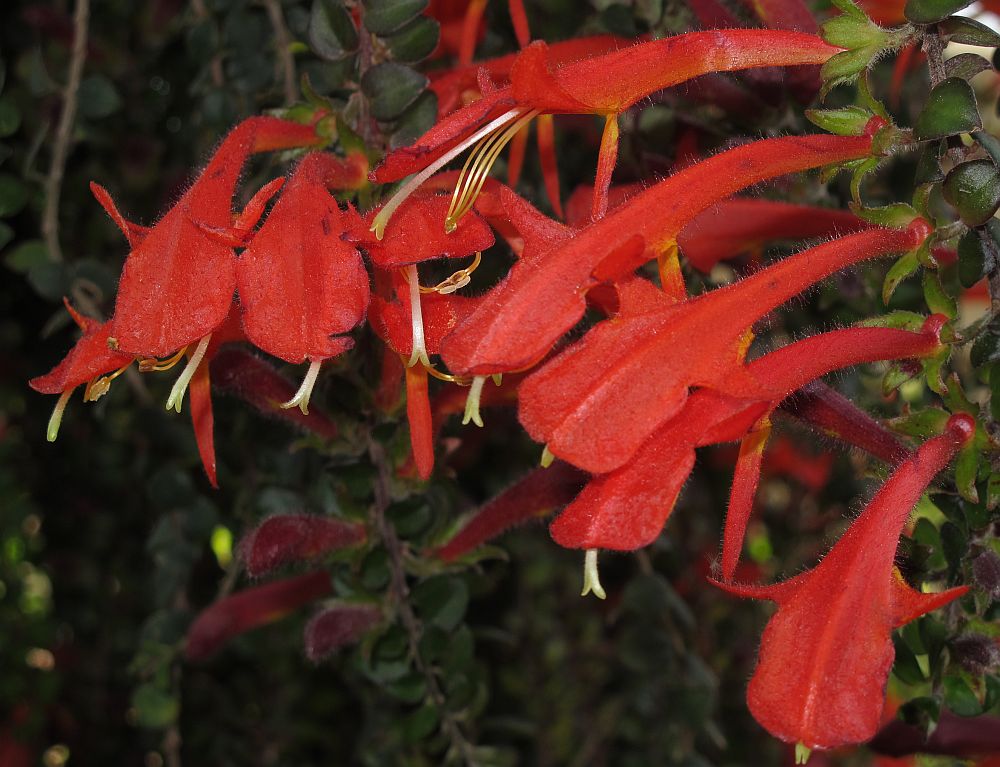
[
  {"xmin": 367, "ymin": 439, "xmax": 479, "ymax": 767},
  {"xmin": 261, "ymin": 0, "xmax": 297, "ymax": 106},
  {"xmin": 41, "ymin": 0, "xmax": 90, "ymax": 263}
]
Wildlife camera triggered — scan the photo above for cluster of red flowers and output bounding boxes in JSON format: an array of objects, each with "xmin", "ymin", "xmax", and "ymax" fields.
[{"xmin": 31, "ymin": 3, "xmax": 976, "ymax": 758}]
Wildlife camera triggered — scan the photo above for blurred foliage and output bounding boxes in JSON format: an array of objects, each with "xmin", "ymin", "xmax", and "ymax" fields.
[{"xmin": 1, "ymin": 0, "xmax": 999, "ymax": 765}]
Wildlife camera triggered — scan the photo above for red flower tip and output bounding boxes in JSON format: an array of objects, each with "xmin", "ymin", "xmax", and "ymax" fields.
[
  {"xmin": 304, "ymin": 604, "xmax": 382, "ymax": 663},
  {"xmin": 436, "ymin": 462, "xmax": 586, "ymax": 561},
  {"xmin": 209, "ymin": 347, "xmax": 339, "ymax": 440},
  {"xmin": 239, "ymin": 514, "xmax": 366, "ymax": 578},
  {"xmin": 712, "ymin": 425, "xmax": 971, "ymax": 750},
  {"xmin": 185, "ymin": 570, "xmax": 333, "ymax": 661}
]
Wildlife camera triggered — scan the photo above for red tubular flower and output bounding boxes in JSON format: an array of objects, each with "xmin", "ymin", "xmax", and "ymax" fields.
[
  {"xmin": 435, "ymin": 461, "xmax": 586, "ymax": 561},
  {"xmin": 238, "ymin": 514, "xmax": 366, "ymax": 578},
  {"xmin": 93, "ymin": 116, "xmax": 321, "ymax": 413},
  {"xmin": 29, "ymin": 299, "xmax": 134, "ymax": 441},
  {"xmin": 370, "ymin": 29, "xmax": 844, "ymax": 234},
  {"xmin": 517, "ymin": 222, "xmax": 929, "ymax": 476},
  {"xmin": 547, "ymin": 312, "xmax": 947, "ymax": 556},
  {"xmin": 208, "ymin": 347, "xmax": 340, "ymax": 439},
  {"xmin": 185, "ymin": 570, "xmax": 333, "ymax": 661},
  {"xmin": 780, "ymin": 380, "xmax": 910, "ymax": 465},
  {"xmin": 430, "ymin": 35, "xmax": 631, "ymax": 117},
  {"xmin": 439, "ymin": 131, "xmax": 880, "ymax": 379},
  {"xmin": 711, "ymin": 414, "xmax": 974, "ymax": 753},
  {"xmin": 304, "ymin": 605, "xmax": 382, "ymax": 662},
  {"xmin": 237, "ymin": 151, "xmax": 371, "ymax": 414}
]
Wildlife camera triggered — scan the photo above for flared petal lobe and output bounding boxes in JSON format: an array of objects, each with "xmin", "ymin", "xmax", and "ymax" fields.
[
  {"xmin": 713, "ymin": 414, "xmax": 974, "ymax": 751},
  {"xmin": 238, "ymin": 152, "xmax": 370, "ymax": 364}
]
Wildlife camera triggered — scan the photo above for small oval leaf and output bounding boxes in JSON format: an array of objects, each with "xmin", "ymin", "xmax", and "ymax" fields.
[
  {"xmin": 905, "ymin": 0, "xmax": 975, "ymax": 25},
  {"xmin": 943, "ymin": 159, "xmax": 1000, "ymax": 227},
  {"xmin": 361, "ymin": 62, "xmax": 427, "ymax": 121},
  {"xmin": 913, "ymin": 78, "xmax": 982, "ymax": 140}
]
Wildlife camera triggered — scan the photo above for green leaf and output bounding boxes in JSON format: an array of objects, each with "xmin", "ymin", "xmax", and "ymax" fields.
[
  {"xmin": 131, "ymin": 682, "xmax": 180, "ymax": 729},
  {"xmin": 0, "ymin": 173, "xmax": 27, "ymax": 217},
  {"xmin": 78, "ymin": 76, "xmax": 122, "ymax": 119},
  {"xmin": 958, "ymin": 229, "xmax": 991, "ymax": 288},
  {"xmin": 412, "ymin": 576, "xmax": 468, "ymax": 631},
  {"xmin": 403, "ymin": 703, "xmax": 440, "ymax": 742},
  {"xmin": 821, "ymin": 45, "xmax": 880, "ymax": 93},
  {"xmin": 906, "ymin": 0, "xmax": 975, "ymax": 24},
  {"xmin": 852, "ymin": 202, "xmax": 919, "ymax": 228},
  {"xmin": 940, "ymin": 520, "xmax": 968, "ymax": 571},
  {"xmin": 913, "ymin": 78, "xmax": 982, "ymax": 141},
  {"xmin": 955, "ymin": 442, "xmax": 981, "ymax": 503},
  {"xmin": 883, "ymin": 249, "xmax": 921, "ymax": 305},
  {"xmin": 0, "ymin": 97, "xmax": 20, "ymax": 138},
  {"xmin": 388, "ymin": 90, "xmax": 437, "ymax": 149},
  {"xmin": 892, "ymin": 634, "xmax": 927, "ymax": 684},
  {"xmin": 385, "ymin": 16, "xmax": 440, "ymax": 63},
  {"xmin": 939, "ymin": 15, "xmax": 1000, "ymax": 46},
  {"xmin": 943, "ymin": 674, "xmax": 983, "ymax": 716},
  {"xmin": 823, "ymin": 13, "xmax": 890, "ymax": 49},
  {"xmin": 944, "ymin": 52, "xmax": 992, "ymax": 81},
  {"xmin": 807, "ymin": 106, "xmax": 873, "ymax": 137},
  {"xmin": 922, "ymin": 270, "xmax": 957, "ymax": 318},
  {"xmin": 914, "ymin": 142, "xmax": 945, "ymax": 185},
  {"xmin": 308, "ymin": 0, "xmax": 359, "ymax": 61},
  {"xmin": 4, "ymin": 240, "xmax": 48, "ymax": 273},
  {"xmin": 362, "ymin": 0, "xmax": 429, "ymax": 36},
  {"xmin": 27, "ymin": 261, "xmax": 68, "ymax": 301},
  {"xmin": 889, "ymin": 407, "xmax": 949, "ymax": 438},
  {"xmin": 944, "ymin": 159, "xmax": 1000, "ymax": 227},
  {"xmin": 361, "ymin": 62, "xmax": 427, "ymax": 121}
]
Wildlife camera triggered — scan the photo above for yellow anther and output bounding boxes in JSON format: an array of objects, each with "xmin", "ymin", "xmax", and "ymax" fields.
[
  {"xmin": 46, "ymin": 389, "xmax": 74, "ymax": 443},
  {"xmin": 540, "ymin": 445, "xmax": 555, "ymax": 468},
  {"xmin": 370, "ymin": 107, "xmax": 527, "ymax": 240},
  {"xmin": 462, "ymin": 376, "xmax": 487, "ymax": 427},
  {"xmin": 445, "ymin": 109, "xmax": 538, "ymax": 233},
  {"xmin": 491, "ymin": 373, "xmax": 502, "ymax": 387},
  {"xmin": 581, "ymin": 549, "xmax": 607, "ymax": 600},
  {"xmin": 281, "ymin": 359, "xmax": 322, "ymax": 416},
  {"xmin": 83, "ymin": 363, "xmax": 131, "ymax": 402},
  {"xmin": 419, "ymin": 252, "xmax": 482, "ymax": 295},
  {"xmin": 139, "ymin": 346, "xmax": 189, "ymax": 373},
  {"xmin": 165, "ymin": 334, "xmax": 211, "ymax": 414}
]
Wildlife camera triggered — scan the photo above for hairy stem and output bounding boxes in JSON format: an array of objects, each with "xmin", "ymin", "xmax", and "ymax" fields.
[
  {"xmin": 367, "ymin": 440, "xmax": 479, "ymax": 766},
  {"xmin": 42, "ymin": 0, "xmax": 90, "ymax": 263},
  {"xmin": 261, "ymin": 0, "xmax": 296, "ymax": 105}
]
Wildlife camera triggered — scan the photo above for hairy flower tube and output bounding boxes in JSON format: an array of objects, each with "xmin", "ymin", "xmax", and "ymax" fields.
[
  {"xmin": 711, "ymin": 414, "xmax": 974, "ymax": 752},
  {"xmin": 517, "ymin": 221, "xmax": 930, "ymax": 476},
  {"xmin": 439, "ymin": 129, "xmax": 883, "ymax": 379},
  {"xmin": 370, "ymin": 28, "xmax": 844, "ymax": 234},
  {"xmin": 546, "ymin": 309, "xmax": 947, "ymax": 554}
]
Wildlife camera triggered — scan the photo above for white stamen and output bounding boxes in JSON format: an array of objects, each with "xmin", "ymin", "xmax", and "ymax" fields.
[
  {"xmin": 462, "ymin": 375, "xmax": 487, "ymax": 427},
  {"xmin": 281, "ymin": 359, "xmax": 322, "ymax": 415},
  {"xmin": 405, "ymin": 265, "xmax": 431, "ymax": 368},
  {"xmin": 47, "ymin": 389, "xmax": 74, "ymax": 443},
  {"xmin": 165, "ymin": 334, "xmax": 211, "ymax": 414},
  {"xmin": 581, "ymin": 549, "xmax": 606, "ymax": 600},
  {"xmin": 369, "ymin": 108, "xmax": 525, "ymax": 240}
]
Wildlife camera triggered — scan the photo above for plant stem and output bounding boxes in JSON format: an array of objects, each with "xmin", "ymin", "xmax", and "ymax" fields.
[
  {"xmin": 42, "ymin": 0, "xmax": 90, "ymax": 263},
  {"xmin": 367, "ymin": 439, "xmax": 479, "ymax": 767}
]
